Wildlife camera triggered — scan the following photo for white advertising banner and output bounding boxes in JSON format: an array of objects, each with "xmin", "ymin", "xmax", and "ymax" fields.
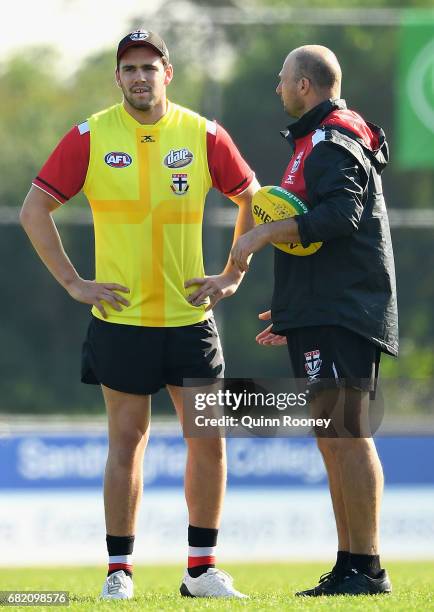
[{"xmin": 0, "ymin": 487, "xmax": 432, "ymax": 566}]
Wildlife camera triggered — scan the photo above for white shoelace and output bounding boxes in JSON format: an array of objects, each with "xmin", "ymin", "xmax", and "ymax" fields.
[
  {"xmin": 107, "ymin": 573, "xmax": 127, "ymax": 594},
  {"xmin": 202, "ymin": 569, "xmax": 234, "ymax": 595}
]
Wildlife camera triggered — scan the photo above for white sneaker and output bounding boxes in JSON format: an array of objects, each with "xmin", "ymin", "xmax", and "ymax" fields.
[
  {"xmin": 101, "ymin": 570, "xmax": 134, "ymax": 600},
  {"xmin": 180, "ymin": 568, "xmax": 248, "ymax": 598}
]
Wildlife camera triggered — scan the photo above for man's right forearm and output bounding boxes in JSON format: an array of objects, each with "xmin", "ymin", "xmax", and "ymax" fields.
[
  {"xmin": 20, "ymin": 199, "xmax": 80, "ymax": 291},
  {"xmin": 20, "ymin": 186, "xmax": 130, "ymax": 318}
]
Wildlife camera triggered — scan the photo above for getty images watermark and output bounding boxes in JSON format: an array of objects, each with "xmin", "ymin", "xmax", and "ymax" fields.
[
  {"xmin": 193, "ymin": 387, "xmax": 332, "ymax": 429},
  {"xmin": 182, "ymin": 378, "xmax": 384, "ymax": 438}
]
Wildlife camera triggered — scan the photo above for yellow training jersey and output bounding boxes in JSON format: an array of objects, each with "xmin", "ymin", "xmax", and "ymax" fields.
[{"xmin": 83, "ymin": 102, "xmax": 212, "ymax": 327}]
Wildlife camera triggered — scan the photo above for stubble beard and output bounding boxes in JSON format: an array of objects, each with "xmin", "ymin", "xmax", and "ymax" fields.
[
  {"xmin": 283, "ymin": 98, "xmax": 303, "ymax": 119},
  {"xmin": 124, "ymin": 89, "xmax": 156, "ymax": 112},
  {"xmin": 281, "ymin": 95, "xmax": 294, "ymax": 117}
]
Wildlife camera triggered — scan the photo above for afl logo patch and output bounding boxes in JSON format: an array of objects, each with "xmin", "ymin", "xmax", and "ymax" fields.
[
  {"xmin": 164, "ymin": 148, "xmax": 193, "ymax": 169},
  {"xmin": 104, "ymin": 152, "xmax": 132, "ymax": 168}
]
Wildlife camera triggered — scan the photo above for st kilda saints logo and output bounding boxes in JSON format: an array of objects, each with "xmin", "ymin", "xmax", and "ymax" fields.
[
  {"xmin": 129, "ymin": 30, "xmax": 149, "ymax": 41},
  {"xmin": 104, "ymin": 152, "xmax": 132, "ymax": 168},
  {"xmin": 291, "ymin": 151, "xmax": 304, "ymax": 174},
  {"xmin": 304, "ymin": 350, "xmax": 322, "ymax": 381},
  {"xmin": 171, "ymin": 173, "xmax": 189, "ymax": 195},
  {"xmin": 284, "ymin": 150, "xmax": 304, "ymax": 186},
  {"xmin": 164, "ymin": 148, "xmax": 193, "ymax": 169}
]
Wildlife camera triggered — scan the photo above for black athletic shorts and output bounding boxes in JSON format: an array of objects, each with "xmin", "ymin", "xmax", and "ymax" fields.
[
  {"xmin": 285, "ymin": 325, "xmax": 381, "ymax": 399},
  {"xmin": 81, "ymin": 315, "xmax": 224, "ymax": 395}
]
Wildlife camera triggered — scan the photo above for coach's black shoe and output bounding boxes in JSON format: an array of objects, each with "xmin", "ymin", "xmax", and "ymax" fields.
[
  {"xmin": 295, "ymin": 567, "xmax": 347, "ymax": 596},
  {"xmin": 296, "ymin": 568, "xmax": 392, "ymax": 596},
  {"xmin": 333, "ymin": 568, "xmax": 392, "ymax": 595}
]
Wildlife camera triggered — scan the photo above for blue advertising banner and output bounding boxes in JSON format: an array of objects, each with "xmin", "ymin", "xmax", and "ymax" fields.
[{"xmin": 0, "ymin": 432, "xmax": 433, "ymax": 489}]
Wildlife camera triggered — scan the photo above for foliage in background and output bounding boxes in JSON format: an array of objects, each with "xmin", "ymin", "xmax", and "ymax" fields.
[
  {"xmin": 1, "ymin": 4, "xmax": 433, "ymax": 413},
  {"xmin": 259, "ymin": 0, "xmax": 434, "ymax": 6}
]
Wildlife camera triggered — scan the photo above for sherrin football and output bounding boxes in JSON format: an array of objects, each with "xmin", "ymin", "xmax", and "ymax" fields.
[{"xmin": 252, "ymin": 186, "xmax": 322, "ymax": 256}]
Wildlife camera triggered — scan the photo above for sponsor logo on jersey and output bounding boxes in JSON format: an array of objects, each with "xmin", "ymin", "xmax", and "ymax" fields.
[
  {"xmin": 304, "ymin": 350, "xmax": 322, "ymax": 380},
  {"xmin": 284, "ymin": 174, "xmax": 295, "ymax": 185},
  {"xmin": 130, "ymin": 30, "xmax": 149, "ymax": 41},
  {"xmin": 141, "ymin": 135, "xmax": 155, "ymax": 143},
  {"xmin": 171, "ymin": 173, "xmax": 189, "ymax": 195},
  {"xmin": 291, "ymin": 151, "xmax": 304, "ymax": 174},
  {"xmin": 104, "ymin": 152, "xmax": 132, "ymax": 168},
  {"xmin": 164, "ymin": 148, "xmax": 193, "ymax": 169}
]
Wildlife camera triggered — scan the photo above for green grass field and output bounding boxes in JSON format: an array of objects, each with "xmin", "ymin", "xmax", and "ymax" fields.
[{"xmin": 0, "ymin": 562, "xmax": 433, "ymax": 610}]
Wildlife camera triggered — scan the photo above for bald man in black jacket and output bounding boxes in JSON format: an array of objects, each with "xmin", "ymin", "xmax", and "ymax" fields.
[{"xmin": 231, "ymin": 45, "xmax": 398, "ymax": 597}]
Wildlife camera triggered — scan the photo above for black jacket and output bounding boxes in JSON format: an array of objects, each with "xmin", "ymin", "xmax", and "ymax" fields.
[{"xmin": 271, "ymin": 99, "xmax": 398, "ymax": 356}]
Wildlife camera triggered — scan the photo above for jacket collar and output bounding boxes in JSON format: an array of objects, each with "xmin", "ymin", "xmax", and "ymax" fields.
[{"xmin": 281, "ymin": 99, "xmax": 347, "ymax": 142}]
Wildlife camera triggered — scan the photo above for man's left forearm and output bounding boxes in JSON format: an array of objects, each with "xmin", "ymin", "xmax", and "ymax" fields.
[
  {"xmin": 223, "ymin": 180, "xmax": 259, "ymax": 279},
  {"xmin": 184, "ymin": 181, "xmax": 260, "ymax": 308},
  {"xmin": 223, "ymin": 200, "xmax": 255, "ymax": 279}
]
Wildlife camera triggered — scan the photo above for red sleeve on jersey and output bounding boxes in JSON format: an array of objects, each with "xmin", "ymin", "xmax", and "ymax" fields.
[
  {"xmin": 33, "ymin": 126, "xmax": 90, "ymax": 204},
  {"xmin": 207, "ymin": 123, "xmax": 254, "ymax": 197}
]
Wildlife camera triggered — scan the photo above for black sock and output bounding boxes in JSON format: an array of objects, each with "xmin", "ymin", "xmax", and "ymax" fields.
[
  {"xmin": 187, "ymin": 525, "xmax": 218, "ymax": 578},
  {"xmin": 106, "ymin": 534, "xmax": 135, "ymax": 577},
  {"xmin": 350, "ymin": 553, "xmax": 381, "ymax": 578},
  {"xmin": 333, "ymin": 550, "xmax": 351, "ymax": 574}
]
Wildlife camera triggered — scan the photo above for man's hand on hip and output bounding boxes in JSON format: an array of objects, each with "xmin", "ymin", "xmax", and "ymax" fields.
[
  {"xmin": 256, "ymin": 310, "xmax": 287, "ymax": 346},
  {"xmin": 66, "ymin": 278, "xmax": 130, "ymax": 319},
  {"xmin": 185, "ymin": 271, "xmax": 242, "ymax": 311}
]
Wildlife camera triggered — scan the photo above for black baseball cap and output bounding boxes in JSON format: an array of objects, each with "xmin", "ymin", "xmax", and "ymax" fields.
[{"xmin": 117, "ymin": 29, "xmax": 169, "ymax": 65}]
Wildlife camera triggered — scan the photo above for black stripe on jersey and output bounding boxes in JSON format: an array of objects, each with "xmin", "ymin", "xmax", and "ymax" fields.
[
  {"xmin": 35, "ymin": 177, "xmax": 68, "ymax": 201},
  {"xmin": 225, "ymin": 177, "xmax": 248, "ymax": 195}
]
